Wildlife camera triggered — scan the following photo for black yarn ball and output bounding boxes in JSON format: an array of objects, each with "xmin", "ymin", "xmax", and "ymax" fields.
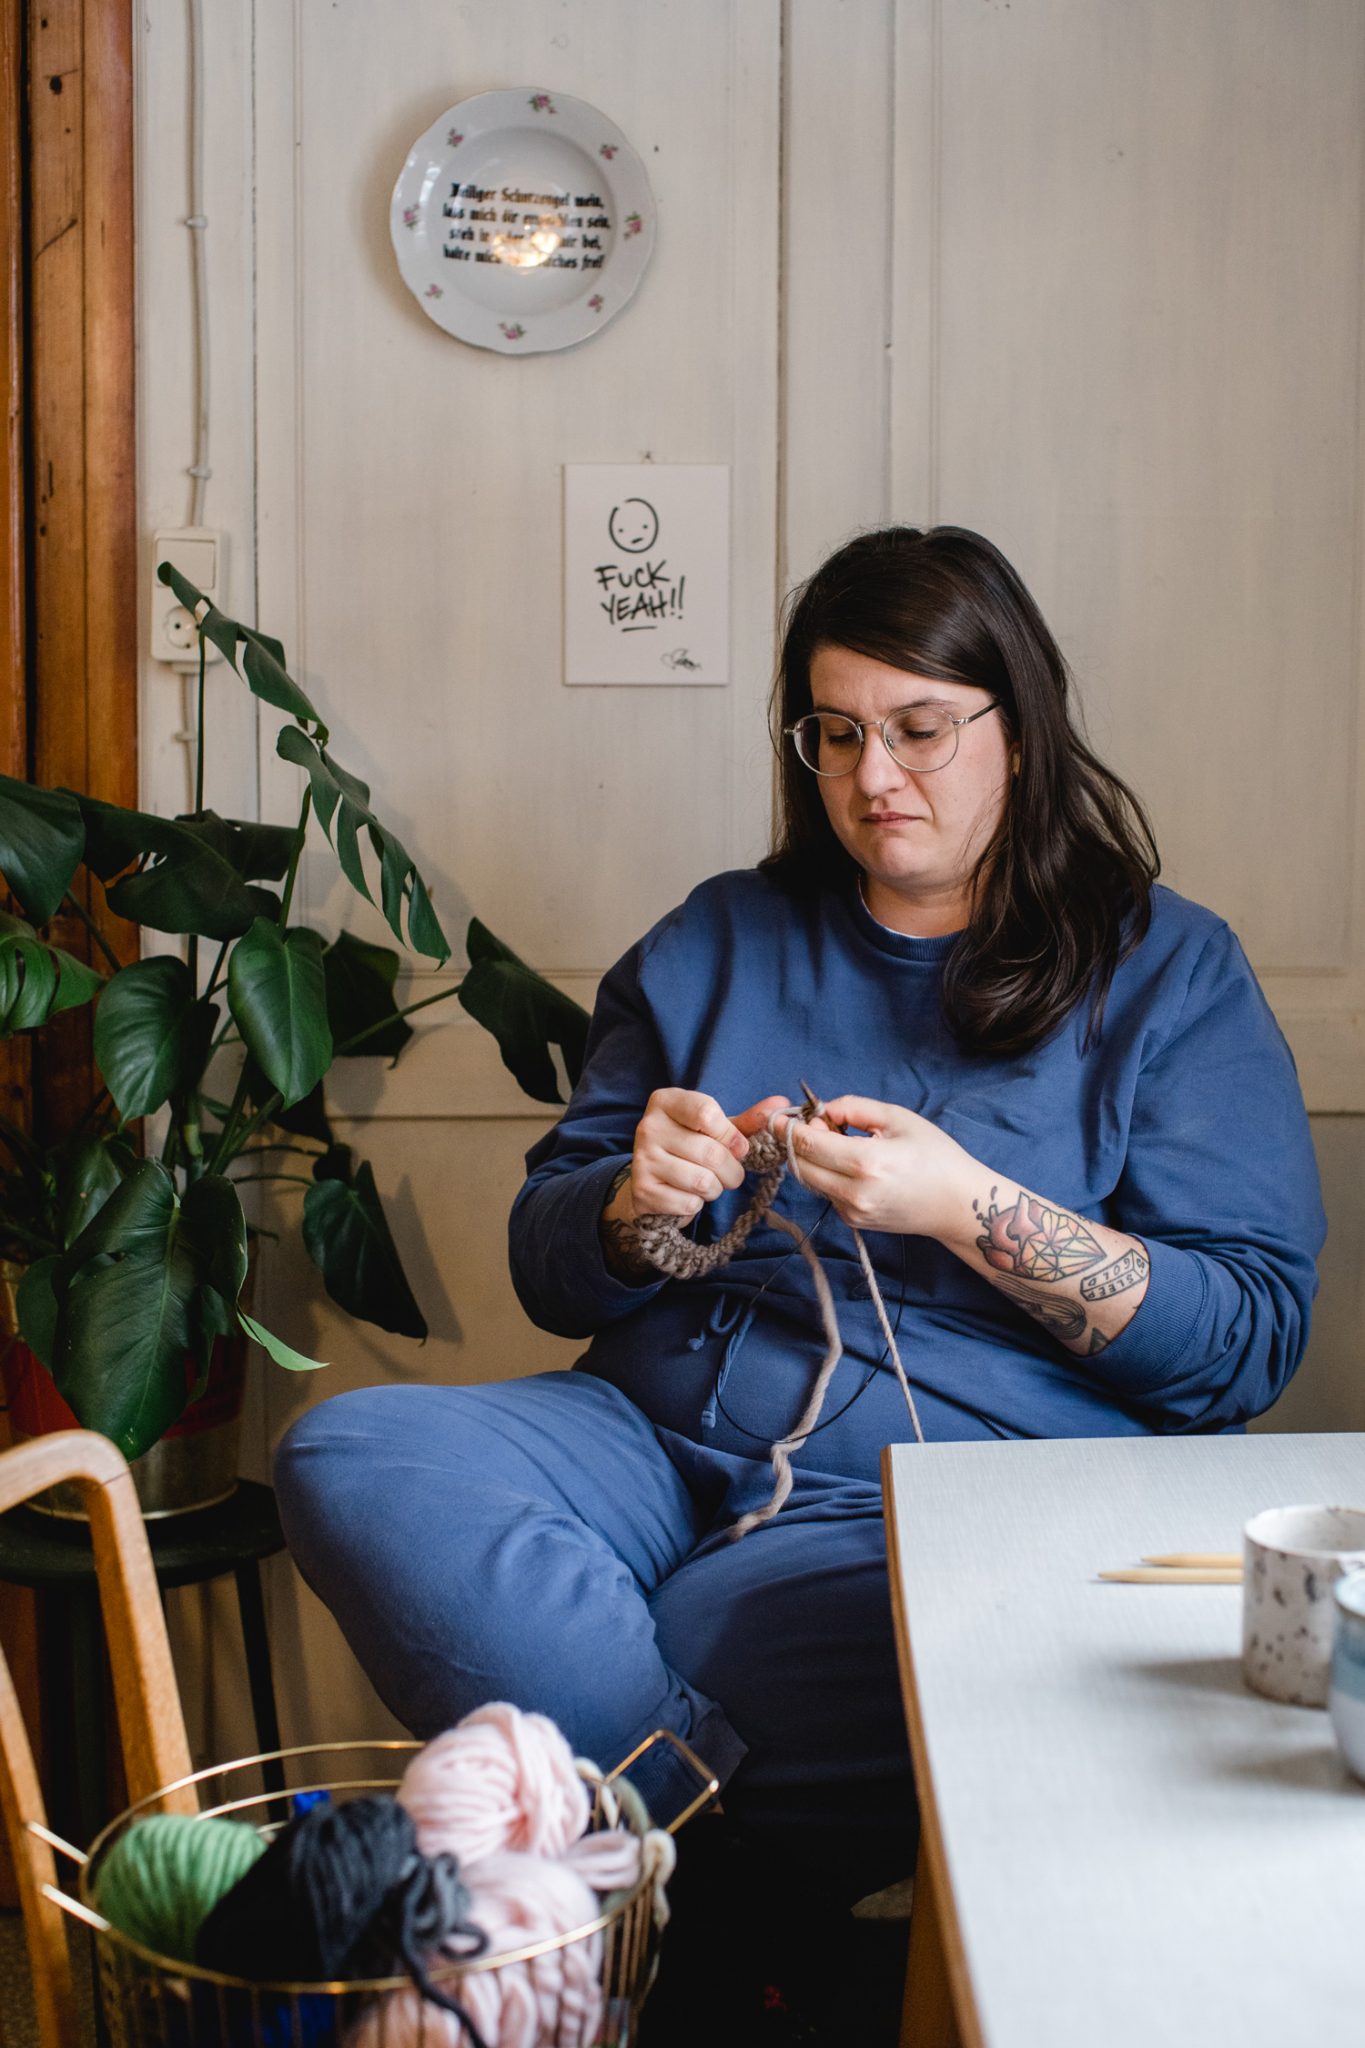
[{"xmin": 195, "ymin": 1795, "xmax": 491, "ymax": 2047}]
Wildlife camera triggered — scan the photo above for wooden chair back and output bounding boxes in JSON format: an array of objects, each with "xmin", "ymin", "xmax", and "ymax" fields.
[{"xmin": 0, "ymin": 1430, "xmax": 194, "ymax": 2048}]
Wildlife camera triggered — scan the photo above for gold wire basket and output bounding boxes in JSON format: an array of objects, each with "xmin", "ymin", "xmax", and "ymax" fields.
[{"xmin": 35, "ymin": 1730, "xmax": 717, "ymax": 2047}]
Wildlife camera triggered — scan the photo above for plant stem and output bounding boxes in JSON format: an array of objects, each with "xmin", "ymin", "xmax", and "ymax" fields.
[
  {"xmin": 60, "ymin": 892, "xmax": 121, "ymax": 973},
  {"xmin": 333, "ymin": 980, "xmax": 463, "ymax": 1055},
  {"xmin": 202, "ymin": 937, "xmax": 231, "ymax": 1001},
  {"xmin": 278, "ymin": 786, "xmax": 313, "ymax": 928},
  {"xmin": 195, "ymin": 628, "xmax": 207, "ymax": 815},
  {"xmin": 208, "ymin": 1077, "xmax": 284, "ymax": 1176},
  {"xmin": 71, "ymin": 1089, "xmax": 113, "ymax": 1134},
  {"xmin": 161, "ymin": 1119, "xmax": 182, "ymax": 1174},
  {"xmin": 223, "ymin": 1094, "xmax": 285, "ymax": 1161},
  {"xmin": 206, "ymin": 1068, "xmax": 253, "ymax": 1176},
  {"xmin": 203, "ymin": 1018, "xmax": 241, "ymax": 1061}
]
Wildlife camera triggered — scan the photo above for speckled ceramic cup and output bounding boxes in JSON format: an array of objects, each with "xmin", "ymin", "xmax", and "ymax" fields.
[
  {"xmin": 1330, "ymin": 1570, "xmax": 1365, "ymax": 1780},
  {"xmin": 1242, "ymin": 1505, "xmax": 1365, "ymax": 1708}
]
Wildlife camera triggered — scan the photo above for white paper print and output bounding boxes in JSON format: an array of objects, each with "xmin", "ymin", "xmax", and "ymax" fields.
[{"xmin": 563, "ymin": 464, "xmax": 730, "ymax": 685}]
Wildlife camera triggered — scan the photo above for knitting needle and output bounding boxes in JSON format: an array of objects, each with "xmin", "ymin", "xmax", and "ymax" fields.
[
  {"xmin": 1098, "ymin": 1567, "xmax": 1241, "ymax": 1584},
  {"xmin": 1141, "ymin": 1552, "xmax": 1240, "ymax": 1568}
]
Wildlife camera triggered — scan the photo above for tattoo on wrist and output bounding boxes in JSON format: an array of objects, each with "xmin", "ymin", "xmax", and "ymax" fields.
[
  {"xmin": 1079, "ymin": 1248, "xmax": 1149, "ymax": 1302},
  {"xmin": 973, "ymin": 1186, "xmax": 1104, "ymax": 1283},
  {"xmin": 599, "ymin": 1213, "xmax": 654, "ymax": 1280},
  {"xmin": 991, "ymin": 1272, "xmax": 1087, "ymax": 1340}
]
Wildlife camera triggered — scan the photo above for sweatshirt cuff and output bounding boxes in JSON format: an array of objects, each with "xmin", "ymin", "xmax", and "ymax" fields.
[
  {"xmin": 560, "ymin": 1154, "xmax": 670, "ymax": 1319},
  {"xmin": 1081, "ymin": 1234, "xmax": 1208, "ymax": 1399}
]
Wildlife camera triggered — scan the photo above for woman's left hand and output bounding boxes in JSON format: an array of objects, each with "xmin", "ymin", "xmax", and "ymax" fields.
[{"xmin": 777, "ymin": 1094, "xmax": 975, "ymax": 1239}]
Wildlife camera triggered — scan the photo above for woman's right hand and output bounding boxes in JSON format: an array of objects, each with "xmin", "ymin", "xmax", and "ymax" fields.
[
  {"xmin": 599, "ymin": 1090, "xmax": 788, "ymax": 1279},
  {"xmin": 615, "ymin": 1089, "xmax": 790, "ymax": 1221}
]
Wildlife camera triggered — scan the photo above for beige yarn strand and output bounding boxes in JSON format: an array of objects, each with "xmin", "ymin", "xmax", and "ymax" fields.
[{"xmin": 622, "ymin": 1102, "xmax": 924, "ymax": 1536}]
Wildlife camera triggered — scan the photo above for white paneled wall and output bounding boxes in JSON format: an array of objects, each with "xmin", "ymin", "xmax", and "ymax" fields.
[{"xmin": 135, "ymin": 0, "xmax": 1365, "ymax": 1760}]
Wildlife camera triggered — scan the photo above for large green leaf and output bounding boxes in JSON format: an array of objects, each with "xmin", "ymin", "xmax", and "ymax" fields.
[
  {"xmin": 0, "ymin": 916, "xmax": 54, "ymax": 1033},
  {"xmin": 15, "ymin": 1255, "xmax": 60, "ymax": 1368},
  {"xmin": 458, "ymin": 919, "xmax": 590, "ymax": 1105},
  {"xmin": 156, "ymin": 562, "xmax": 323, "ymax": 728},
  {"xmin": 178, "ymin": 1173, "xmax": 249, "ymax": 1306},
  {"xmin": 93, "ymin": 957, "xmax": 218, "ymax": 1119},
  {"xmin": 0, "ymin": 775, "xmax": 85, "ymax": 923},
  {"xmin": 302, "ymin": 1152, "xmax": 427, "ymax": 1339},
  {"xmin": 75, "ymin": 799, "xmax": 292, "ymax": 884},
  {"xmin": 71, "ymin": 794, "xmax": 180, "ymax": 880},
  {"xmin": 46, "ymin": 1164, "xmax": 260, "ymax": 1458},
  {"xmin": 54, "ymin": 1131, "xmax": 137, "ymax": 1248},
  {"xmin": 177, "ymin": 1174, "xmax": 250, "ymax": 1383},
  {"xmin": 72, "ymin": 797, "xmax": 282, "ymax": 940},
  {"xmin": 49, "ymin": 1161, "xmax": 199, "ymax": 1457},
  {"xmin": 228, "ymin": 919, "xmax": 332, "ymax": 1108},
  {"xmin": 105, "ymin": 848, "xmax": 278, "ymax": 941},
  {"xmin": 276, "ymin": 727, "xmax": 450, "ymax": 963},
  {"xmin": 42, "ymin": 946, "xmax": 103, "ymax": 1018},
  {"xmin": 179, "ymin": 812, "xmax": 298, "ymax": 882},
  {"xmin": 323, "ymin": 931, "xmax": 413, "ymax": 1061}
]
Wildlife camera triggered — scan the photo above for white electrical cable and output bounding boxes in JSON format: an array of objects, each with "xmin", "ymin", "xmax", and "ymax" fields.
[
  {"xmin": 185, "ymin": 0, "xmax": 210, "ymax": 526},
  {"xmin": 177, "ymin": 0, "xmax": 210, "ymax": 813}
]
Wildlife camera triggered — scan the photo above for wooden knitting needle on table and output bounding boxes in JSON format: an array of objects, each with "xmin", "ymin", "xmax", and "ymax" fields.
[
  {"xmin": 1099, "ymin": 1551, "xmax": 1242, "ymax": 1584},
  {"xmin": 1142, "ymin": 1553, "xmax": 1240, "ymax": 1569},
  {"xmin": 1098, "ymin": 1565, "xmax": 1242, "ymax": 1584}
]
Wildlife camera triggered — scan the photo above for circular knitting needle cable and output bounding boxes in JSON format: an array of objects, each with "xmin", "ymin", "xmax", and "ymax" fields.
[{"xmin": 623, "ymin": 1092, "xmax": 925, "ymax": 1535}]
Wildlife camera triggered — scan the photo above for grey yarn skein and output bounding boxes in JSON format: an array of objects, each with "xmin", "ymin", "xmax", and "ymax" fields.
[{"xmin": 623, "ymin": 1108, "xmax": 925, "ymax": 1537}]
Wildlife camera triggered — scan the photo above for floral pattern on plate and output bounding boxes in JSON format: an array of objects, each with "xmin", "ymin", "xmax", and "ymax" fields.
[{"xmin": 390, "ymin": 89, "xmax": 656, "ymax": 355}]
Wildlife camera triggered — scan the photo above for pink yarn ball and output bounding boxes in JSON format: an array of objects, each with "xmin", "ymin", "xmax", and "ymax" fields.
[
  {"xmin": 559, "ymin": 1827, "xmax": 642, "ymax": 1896},
  {"xmin": 398, "ymin": 1703, "xmax": 591, "ymax": 1866},
  {"xmin": 346, "ymin": 1852, "xmax": 603, "ymax": 2048}
]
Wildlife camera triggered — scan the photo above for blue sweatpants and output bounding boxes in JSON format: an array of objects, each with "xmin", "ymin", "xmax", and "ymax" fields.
[{"xmin": 274, "ymin": 1370, "xmax": 917, "ymax": 1897}]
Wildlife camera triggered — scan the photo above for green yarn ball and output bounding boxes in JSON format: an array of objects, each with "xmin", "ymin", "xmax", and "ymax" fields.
[{"xmin": 93, "ymin": 1813, "xmax": 266, "ymax": 1963}]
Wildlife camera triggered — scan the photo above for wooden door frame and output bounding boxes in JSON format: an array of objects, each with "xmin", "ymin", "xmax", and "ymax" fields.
[
  {"xmin": 12, "ymin": 0, "xmax": 138, "ymax": 1136},
  {"xmin": 0, "ymin": 0, "xmax": 138, "ymax": 1904}
]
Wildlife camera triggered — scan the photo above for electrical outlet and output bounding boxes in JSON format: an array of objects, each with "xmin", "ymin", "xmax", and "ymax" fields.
[
  {"xmin": 150, "ymin": 527, "xmax": 226, "ymax": 668},
  {"xmin": 163, "ymin": 606, "xmax": 200, "ymax": 654}
]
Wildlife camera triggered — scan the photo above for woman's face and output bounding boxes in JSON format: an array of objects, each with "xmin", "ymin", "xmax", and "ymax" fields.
[{"xmin": 806, "ymin": 642, "xmax": 1013, "ymax": 936}]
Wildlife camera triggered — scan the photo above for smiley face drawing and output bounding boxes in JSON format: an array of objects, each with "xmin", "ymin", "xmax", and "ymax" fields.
[{"xmin": 608, "ymin": 497, "xmax": 659, "ymax": 553}]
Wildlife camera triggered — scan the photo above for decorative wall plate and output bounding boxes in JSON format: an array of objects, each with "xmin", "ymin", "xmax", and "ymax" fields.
[{"xmin": 390, "ymin": 88, "xmax": 656, "ymax": 354}]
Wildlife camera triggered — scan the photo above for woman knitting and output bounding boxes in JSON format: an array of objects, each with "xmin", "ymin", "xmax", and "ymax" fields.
[{"xmin": 276, "ymin": 526, "xmax": 1324, "ymax": 2041}]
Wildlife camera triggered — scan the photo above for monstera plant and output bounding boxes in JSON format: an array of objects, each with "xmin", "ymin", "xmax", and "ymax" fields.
[{"xmin": 0, "ymin": 563, "xmax": 589, "ymax": 1464}]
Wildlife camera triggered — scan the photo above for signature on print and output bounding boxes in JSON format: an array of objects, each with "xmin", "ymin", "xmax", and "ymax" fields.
[{"xmin": 661, "ymin": 648, "xmax": 701, "ymax": 672}]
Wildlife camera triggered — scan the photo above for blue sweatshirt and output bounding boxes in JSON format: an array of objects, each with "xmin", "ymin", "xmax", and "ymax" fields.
[{"xmin": 509, "ymin": 871, "xmax": 1325, "ymax": 1480}]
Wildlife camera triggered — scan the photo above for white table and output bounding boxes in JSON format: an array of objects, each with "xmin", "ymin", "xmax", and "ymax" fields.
[{"xmin": 882, "ymin": 1433, "xmax": 1365, "ymax": 2048}]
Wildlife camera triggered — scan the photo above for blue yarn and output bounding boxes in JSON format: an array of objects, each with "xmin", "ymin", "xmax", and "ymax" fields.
[
  {"xmin": 183, "ymin": 1981, "xmax": 340, "ymax": 2048},
  {"xmin": 291, "ymin": 1789, "xmax": 332, "ymax": 1818}
]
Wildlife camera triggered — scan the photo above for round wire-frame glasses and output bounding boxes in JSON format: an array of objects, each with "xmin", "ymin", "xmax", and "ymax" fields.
[{"xmin": 784, "ymin": 699, "xmax": 1002, "ymax": 778}]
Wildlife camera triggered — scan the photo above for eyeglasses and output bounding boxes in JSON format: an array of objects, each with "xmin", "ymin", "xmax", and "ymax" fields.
[{"xmin": 784, "ymin": 700, "xmax": 1002, "ymax": 778}]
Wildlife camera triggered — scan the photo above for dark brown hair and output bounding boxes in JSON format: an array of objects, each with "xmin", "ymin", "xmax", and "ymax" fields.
[{"xmin": 762, "ymin": 526, "xmax": 1159, "ymax": 1056}]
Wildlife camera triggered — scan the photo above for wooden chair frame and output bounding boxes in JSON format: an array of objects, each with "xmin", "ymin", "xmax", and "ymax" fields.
[{"xmin": 0, "ymin": 1431, "xmax": 194, "ymax": 2048}]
